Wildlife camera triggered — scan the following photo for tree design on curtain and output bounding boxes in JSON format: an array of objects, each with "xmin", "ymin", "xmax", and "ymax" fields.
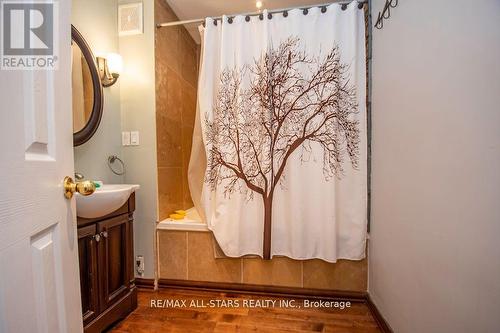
[{"xmin": 205, "ymin": 37, "xmax": 360, "ymax": 259}]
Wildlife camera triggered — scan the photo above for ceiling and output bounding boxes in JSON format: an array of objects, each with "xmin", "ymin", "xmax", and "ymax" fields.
[{"xmin": 164, "ymin": 0, "xmax": 343, "ymax": 43}]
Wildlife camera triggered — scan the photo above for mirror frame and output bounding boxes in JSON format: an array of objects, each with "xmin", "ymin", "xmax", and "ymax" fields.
[{"xmin": 72, "ymin": 25, "xmax": 104, "ymax": 147}]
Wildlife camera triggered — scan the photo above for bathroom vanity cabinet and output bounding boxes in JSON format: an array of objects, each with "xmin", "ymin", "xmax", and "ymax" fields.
[{"xmin": 77, "ymin": 193, "xmax": 137, "ymax": 333}]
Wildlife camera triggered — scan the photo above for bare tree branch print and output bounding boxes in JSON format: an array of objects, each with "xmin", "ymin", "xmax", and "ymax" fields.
[{"xmin": 205, "ymin": 37, "xmax": 361, "ymax": 259}]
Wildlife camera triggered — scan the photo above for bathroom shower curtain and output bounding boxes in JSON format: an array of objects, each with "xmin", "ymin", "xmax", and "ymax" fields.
[{"xmin": 194, "ymin": 2, "xmax": 367, "ymax": 262}]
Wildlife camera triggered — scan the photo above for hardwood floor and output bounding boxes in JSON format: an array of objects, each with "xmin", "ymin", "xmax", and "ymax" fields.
[{"xmin": 108, "ymin": 288, "xmax": 382, "ymax": 333}]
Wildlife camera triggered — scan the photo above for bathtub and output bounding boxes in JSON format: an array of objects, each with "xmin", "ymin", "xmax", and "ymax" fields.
[{"xmin": 157, "ymin": 207, "xmax": 209, "ymax": 232}]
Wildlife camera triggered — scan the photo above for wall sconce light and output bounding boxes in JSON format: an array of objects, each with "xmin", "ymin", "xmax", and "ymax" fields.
[{"xmin": 97, "ymin": 53, "xmax": 123, "ymax": 87}]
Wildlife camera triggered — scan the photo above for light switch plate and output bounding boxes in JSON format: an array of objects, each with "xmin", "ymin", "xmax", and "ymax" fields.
[
  {"xmin": 130, "ymin": 131, "xmax": 139, "ymax": 146},
  {"xmin": 122, "ymin": 131, "xmax": 130, "ymax": 146}
]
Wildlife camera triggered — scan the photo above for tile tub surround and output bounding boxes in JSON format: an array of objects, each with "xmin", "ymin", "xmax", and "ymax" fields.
[
  {"xmin": 157, "ymin": 230, "xmax": 368, "ymax": 292},
  {"xmin": 155, "ymin": 0, "xmax": 199, "ymax": 220}
]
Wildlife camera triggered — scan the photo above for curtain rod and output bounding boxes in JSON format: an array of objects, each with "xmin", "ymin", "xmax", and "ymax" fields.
[{"xmin": 156, "ymin": 0, "xmax": 368, "ymax": 28}]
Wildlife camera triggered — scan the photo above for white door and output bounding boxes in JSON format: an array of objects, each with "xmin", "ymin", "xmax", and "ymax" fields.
[{"xmin": 0, "ymin": 0, "xmax": 83, "ymax": 332}]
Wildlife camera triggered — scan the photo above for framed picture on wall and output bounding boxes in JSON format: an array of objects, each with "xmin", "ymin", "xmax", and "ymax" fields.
[{"xmin": 118, "ymin": 2, "xmax": 143, "ymax": 36}]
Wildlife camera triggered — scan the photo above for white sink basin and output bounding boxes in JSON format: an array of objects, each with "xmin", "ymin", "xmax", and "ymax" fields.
[{"xmin": 76, "ymin": 184, "xmax": 139, "ymax": 219}]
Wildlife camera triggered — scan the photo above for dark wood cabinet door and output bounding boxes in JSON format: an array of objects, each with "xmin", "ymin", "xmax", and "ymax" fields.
[
  {"xmin": 97, "ymin": 215, "xmax": 130, "ymax": 311},
  {"xmin": 77, "ymin": 224, "xmax": 99, "ymax": 325}
]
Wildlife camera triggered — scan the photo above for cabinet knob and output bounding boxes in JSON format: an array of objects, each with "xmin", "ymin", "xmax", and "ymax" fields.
[
  {"xmin": 101, "ymin": 231, "xmax": 108, "ymax": 238},
  {"xmin": 93, "ymin": 234, "xmax": 101, "ymax": 242}
]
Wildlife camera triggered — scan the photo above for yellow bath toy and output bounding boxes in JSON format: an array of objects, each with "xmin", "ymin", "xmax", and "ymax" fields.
[
  {"xmin": 169, "ymin": 213, "xmax": 185, "ymax": 220},
  {"xmin": 174, "ymin": 210, "xmax": 187, "ymax": 216}
]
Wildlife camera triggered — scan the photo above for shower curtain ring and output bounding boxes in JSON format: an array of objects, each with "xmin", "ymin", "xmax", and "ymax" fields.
[
  {"xmin": 389, "ymin": 0, "xmax": 398, "ymax": 8},
  {"xmin": 375, "ymin": 13, "xmax": 383, "ymax": 29},
  {"xmin": 383, "ymin": 2, "xmax": 391, "ymax": 19}
]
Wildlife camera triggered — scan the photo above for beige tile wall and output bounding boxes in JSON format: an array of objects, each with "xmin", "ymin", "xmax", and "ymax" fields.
[
  {"xmin": 158, "ymin": 230, "xmax": 367, "ymax": 292},
  {"xmin": 155, "ymin": 0, "xmax": 198, "ymax": 220}
]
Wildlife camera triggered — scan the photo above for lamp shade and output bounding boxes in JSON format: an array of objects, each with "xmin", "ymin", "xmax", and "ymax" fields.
[{"xmin": 107, "ymin": 53, "xmax": 123, "ymax": 74}]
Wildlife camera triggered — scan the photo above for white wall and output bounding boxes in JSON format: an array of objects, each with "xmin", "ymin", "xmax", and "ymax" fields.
[
  {"xmin": 72, "ymin": 0, "xmax": 124, "ymax": 184},
  {"xmin": 119, "ymin": 0, "xmax": 158, "ymax": 278},
  {"xmin": 369, "ymin": 0, "xmax": 500, "ymax": 332}
]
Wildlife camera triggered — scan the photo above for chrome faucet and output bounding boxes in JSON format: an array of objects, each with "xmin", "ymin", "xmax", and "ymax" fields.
[{"xmin": 75, "ymin": 172, "xmax": 85, "ymax": 181}]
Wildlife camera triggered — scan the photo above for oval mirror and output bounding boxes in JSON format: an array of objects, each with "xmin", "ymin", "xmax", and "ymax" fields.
[{"xmin": 71, "ymin": 25, "xmax": 103, "ymax": 146}]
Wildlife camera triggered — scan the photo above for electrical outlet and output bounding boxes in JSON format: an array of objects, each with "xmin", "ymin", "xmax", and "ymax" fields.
[{"xmin": 136, "ymin": 255, "xmax": 144, "ymax": 276}]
